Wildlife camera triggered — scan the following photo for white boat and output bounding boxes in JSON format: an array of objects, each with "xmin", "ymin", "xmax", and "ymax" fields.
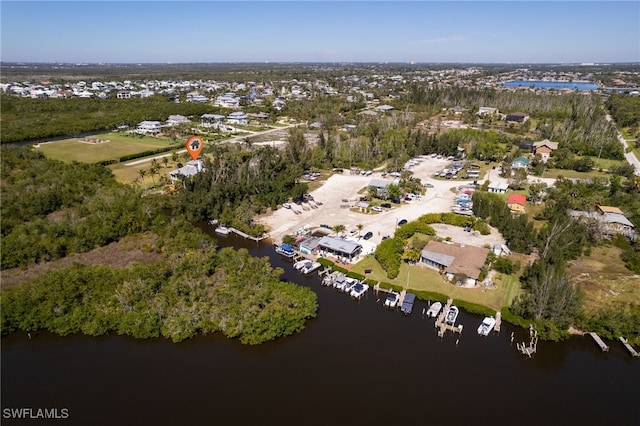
[
  {"xmin": 445, "ymin": 306, "xmax": 459, "ymax": 325},
  {"xmin": 293, "ymin": 259, "xmax": 311, "ymax": 270},
  {"xmin": 275, "ymin": 244, "xmax": 295, "ymax": 258},
  {"xmin": 426, "ymin": 302, "xmax": 442, "ymax": 318},
  {"xmin": 301, "ymin": 261, "xmax": 321, "ymax": 275},
  {"xmin": 215, "ymin": 226, "xmax": 230, "ymax": 235},
  {"xmin": 333, "ymin": 276, "xmax": 348, "ymax": 291},
  {"xmin": 477, "ymin": 316, "xmax": 496, "ymax": 336},
  {"xmin": 342, "ymin": 277, "xmax": 359, "ymax": 293},
  {"xmin": 350, "ymin": 283, "xmax": 369, "ymax": 299},
  {"xmin": 384, "ymin": 292, "xmax": 400, "ymax": 308}
]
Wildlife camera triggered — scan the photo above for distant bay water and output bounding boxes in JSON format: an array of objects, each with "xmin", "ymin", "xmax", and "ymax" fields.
[{"xmin": 503, "ymin": 80, "xmax": 599, "ymax": 91}]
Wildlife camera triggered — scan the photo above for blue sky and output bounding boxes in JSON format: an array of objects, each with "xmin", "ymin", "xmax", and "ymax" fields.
[{"xmin": 1, "ymin": 1, "xmax": 638, "ymax": 63}]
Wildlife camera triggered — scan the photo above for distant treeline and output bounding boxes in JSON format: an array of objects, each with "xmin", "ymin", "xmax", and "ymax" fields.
[
  {"xmin": 0, "ymin": 95, "xmax": 226, "ymax": 143},
  {"xmin": 607, "ymin": 94, "xmax": 640, "ymax": 129}
]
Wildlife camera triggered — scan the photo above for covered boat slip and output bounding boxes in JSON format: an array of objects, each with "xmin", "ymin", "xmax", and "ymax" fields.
[{"xmin": 401, "ymin": 293, "xmax": 416, "ymax": 315}]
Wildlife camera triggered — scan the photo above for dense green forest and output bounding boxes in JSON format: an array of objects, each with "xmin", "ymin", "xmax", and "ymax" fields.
[
  {"xmin": 0, "ymin": 148, "xmax": 317, "ymax": 344},
  {"xmin": 168, "ymin": 138, "xmax": 308, "ymax": 235},
  {"xmin": 403, "ymin": 87, "xmax": 623, "ymax": 160},
  {"xmin": 606, "ymin": 93, "xmax": 640, "ymax": 137},
  {"xmin": 1, "ymin": 148, "xmax": 157, "ymax": 269},
  {"xmin": 0, "ymin": 95, "xmax": 226, "ymax": 143},
  {"xmin": 1, "ymin": 244, "xmax": 317, "ymax": 344}
]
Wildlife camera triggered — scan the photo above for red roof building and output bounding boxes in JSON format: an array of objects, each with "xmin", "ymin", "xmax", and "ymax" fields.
[{"xmin": 507, "ymin": 193, "xmax": 527, "ymax": 213}]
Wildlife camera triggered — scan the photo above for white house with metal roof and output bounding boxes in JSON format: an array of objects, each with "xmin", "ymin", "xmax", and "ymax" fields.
[
  {"xmin": 169, "ymin": 159, "xmax": 205, "ymax": 184},
  {"xmin": 317, "ymin": 236, "xmax": 362, "ymax": 263}
]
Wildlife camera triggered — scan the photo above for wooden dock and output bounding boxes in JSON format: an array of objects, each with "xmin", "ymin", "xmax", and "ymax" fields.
[
  {"xmin": 619, "ymin": 337, "xmax": 639, "ymax": 358},
  {"xmin": 228, "ymin": 227, "xmax": 269, "ymax": 242},
  {"xmin": 434, "ymin": 299, "xmax": 463, "ymax": 337},
  {"xmin": 494, "ymin": 311, "xmax": 501, "ymax": 333},
  {"xmin": 587, "ymin": 332, "xmax": 610, "ymax": 352},
  {"xmin": 516, "ymin": 324, "xmax": 538, "ymax": 358},
  {"xmin": 373, "ymin": 283, "xmax": 393, "ymax": 295}
]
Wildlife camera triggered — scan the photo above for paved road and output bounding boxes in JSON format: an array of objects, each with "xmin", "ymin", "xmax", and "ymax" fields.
[
  {"xmin": 606, "ymin": 114, "xmax": 640, "ymax": 175},
  {"xmin": 125, "ymin": 123, "xmax": 298, "ymax": 166}
]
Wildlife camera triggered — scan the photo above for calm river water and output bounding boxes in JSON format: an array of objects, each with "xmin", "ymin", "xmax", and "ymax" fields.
[{"xmin": 2, "ymin": 231, "xmax": 639, "ymax": 425}]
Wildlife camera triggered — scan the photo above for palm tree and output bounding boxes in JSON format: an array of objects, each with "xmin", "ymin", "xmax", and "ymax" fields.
[
  {"xmin": 162, "ymin": 157, "xmax": 169, "ymax": 168},
  {"xmin": 333, "ymin": 224, "xmax": 346, "ymax": 236},
  {"xmin": 138, "ymin": 168, "xmax": 147, "ymax": 183},
  {"xmin": 356, "ymin": 224, "xmax": 364, "ymax": 236}
]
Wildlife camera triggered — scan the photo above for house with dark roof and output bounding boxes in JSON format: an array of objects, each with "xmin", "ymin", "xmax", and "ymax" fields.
[
  {"xmin": 420, "ymin": 241, "xmax": 489, "ymax": 286},
  {"xmin": 506, "ymin": 112, "xmax": 529, "ymax": 123}
]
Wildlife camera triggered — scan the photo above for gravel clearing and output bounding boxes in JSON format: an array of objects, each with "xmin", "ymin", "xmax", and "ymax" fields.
[{"xmin": 258, "ymin": 157, "xmax": 506, "ymax": 254}]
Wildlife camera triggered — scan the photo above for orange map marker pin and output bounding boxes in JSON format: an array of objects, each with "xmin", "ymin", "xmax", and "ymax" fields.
[{"xmin": 185, "ymin": 135, "xmax": 204, "ymax": 161}]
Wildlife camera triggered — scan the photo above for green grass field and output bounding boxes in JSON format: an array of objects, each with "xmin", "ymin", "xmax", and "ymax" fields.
[
  {"xmin": 36, "ymin": 132, "xmax": 178, "ymax": 164},
  {"xmin": 351, "ymin": 255, "xmax": 522, "ymax": 311}
]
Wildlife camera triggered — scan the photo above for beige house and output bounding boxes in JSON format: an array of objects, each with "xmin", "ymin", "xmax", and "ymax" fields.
[
  {"xmin": 420, "ymin": 241, "xmax": 489, "ymax": 286},
  {"xmin": 533, "ymin": 139, "xmax": 559, "ymax": 162}
]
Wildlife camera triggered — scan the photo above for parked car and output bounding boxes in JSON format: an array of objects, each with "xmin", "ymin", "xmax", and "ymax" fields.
[
  {"xmin": 282, "ymin": 203, "xmax": 291, "ymax": 209},
  {"xmin": 423, "ymin": 183, "xmax": 434, "ymax": 188},
  {"xmin": 372, "ymin": 206, "xmax": 383, "ymax": 212},
  {"xmin": 397, "ymin": 219, "xmax": 408, "ymax": 226},
  {"xmin": 363, "ymin": 231, "xmax": 373, "ymax": 240},
  {"xmin": 381, "ymin": 203, "xmax": 392, "ymax": 208}
]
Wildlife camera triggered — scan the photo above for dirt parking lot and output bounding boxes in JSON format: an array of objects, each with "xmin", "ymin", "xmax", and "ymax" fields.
[{"xmin": 258, "ymin": 156, "xmax": 505, "ymax": 255}]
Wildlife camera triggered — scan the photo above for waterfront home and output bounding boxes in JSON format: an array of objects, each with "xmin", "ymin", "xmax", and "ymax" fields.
[
  {"xmin": 169, "ymin": 159, "xmax": 204, "ymax": 184},
  {"xmin": 420, "ymin": 241, "xmax": 489, "ymax": 287},
  {"xmin": 317, "ymin": 236, "xmax": 362, "ymax": 263},
  {"xmin": 507, "ymin": 193, "xmax": 527, "ymax": 213},
  {"xmin": 533, "ymin": 139, "xmax": 559, "ymax": 163},
  {"xmin": 298, "ymin": 236, "xmax": 321, "ymax": 255}
]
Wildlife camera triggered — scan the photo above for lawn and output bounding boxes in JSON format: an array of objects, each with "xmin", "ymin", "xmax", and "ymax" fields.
[
  {"xmin": 36, "ymin": 132, "xmax": 179, "ymax": 164},
  {"xmin": 542, "ymin": 168, "xmax": 611, "ymax": 180},
  {"xmin": 109, "ymin": 150, "xmax": 197, "ymax": 187},
  {"xmin": 567, "ymin": 246, "xmax": 640, "ymax": 313},
  {"xmin": 351, "ymin": 255, "xmax": 522, "ymax": 311}
]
